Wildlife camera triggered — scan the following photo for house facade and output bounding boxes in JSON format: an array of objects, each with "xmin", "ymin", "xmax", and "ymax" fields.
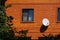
[{"xmin": 5, "ymin": 0, "xmax": 60, "ymax": 39}]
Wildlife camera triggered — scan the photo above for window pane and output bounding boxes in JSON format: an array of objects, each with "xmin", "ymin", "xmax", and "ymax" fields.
[
  {"xmin": 58, "ymin": 8, "xmax": 60, "ymax": 21},
  {"xmin": 28, "ymin": 10, "xmax": 34, "ymax": 21},
  {"xmin": 23, "ymin": 16, "xmax": 27, "ymax": 22},
  {"xmin": 22, "ymin": 9, "xmax": 28, "ymax": 22}
]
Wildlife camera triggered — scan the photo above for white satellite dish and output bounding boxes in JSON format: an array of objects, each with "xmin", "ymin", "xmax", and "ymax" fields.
[{"xmin": 42, "ymin": 18, "xmax": 49, "ymax": 26}]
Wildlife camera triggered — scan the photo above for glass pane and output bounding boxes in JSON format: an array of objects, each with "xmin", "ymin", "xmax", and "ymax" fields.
[
  {"xmin": 28, "ymin": 10, "xmax": 34, "ymax": 21},
  {"xmin": 23, "ymin": 16, "xmax": 27, "ymax": 22},
  {"xmin": 22, "ymin": 9, "xmax": 28, "ymax": 22}
]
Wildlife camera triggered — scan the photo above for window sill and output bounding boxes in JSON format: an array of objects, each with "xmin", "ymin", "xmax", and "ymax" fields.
[
  {"xmin": 21, "ymin": 21, "xmax": 34, "ymax": 23},
  {"xmin": 56, "ymin": 21, "xmax": 60, "ymax": 23}
]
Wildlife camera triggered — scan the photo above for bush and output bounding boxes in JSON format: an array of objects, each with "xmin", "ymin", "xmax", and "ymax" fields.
[
  {"xmin": 38, "ymin": 34, "xmax": 54, "ymax": 40},
  {"xmin": 55, "ymin": 34, "xmax": 60, "ymax": 40},
  {"xmin": 17, "ymin": 37, "xmax": 31, "ymax": 40},
  {"xmin": 38, "ymin": 34, "xmax": 60, "ymax": 40}
]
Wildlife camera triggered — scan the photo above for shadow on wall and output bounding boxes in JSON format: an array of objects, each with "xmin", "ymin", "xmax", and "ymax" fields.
[{"xmin": 40, "ymin": 25, "xmax": 48, "ymax": 33}]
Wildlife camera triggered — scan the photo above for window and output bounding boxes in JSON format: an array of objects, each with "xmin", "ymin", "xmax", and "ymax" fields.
[
  {"xmin": 22, "ymin": 9, "xmax": 34, "ymax": 22},
  {"xmin": 58, "ymin": 8, "xmax": 60, "ymax": 21}
]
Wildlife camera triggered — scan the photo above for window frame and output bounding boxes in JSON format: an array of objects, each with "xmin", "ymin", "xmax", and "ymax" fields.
[
  {"xmin": 57, "ymin": 8, "xmax": 60, "ymax": 21},
  {"xmin": 22, "ymin": 9, "xmax": 34, "ymax": 22},
  {"xmin": 56, "ymin": 8, "xmax": 60, "ymax": 23}
]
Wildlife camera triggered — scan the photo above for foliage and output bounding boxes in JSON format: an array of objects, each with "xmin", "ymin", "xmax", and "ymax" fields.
[
  {"xmin": 38, "ymin": 34, "xmax": 60, "ymax": 40},
  {"xmin": 0, "ymin": 4, "xmax": 12, "ymax": 31},
  {"xmin": 0, "ymin": 0, "xmax": 29, "ymax": 40},
  {"xmin": 0, "ymin": 0, "xmax": 15, "ymax": 40},
  {"xmin": 55, "ymin": 34, "xmax": 60, "ymax": 40},
  {"xmin": 0, "ymin": 4, "xmax": 15, "ymax": 39},
  {"xmin": 18, "ymin": 30, "xmax": 28, "ymax": 37}
]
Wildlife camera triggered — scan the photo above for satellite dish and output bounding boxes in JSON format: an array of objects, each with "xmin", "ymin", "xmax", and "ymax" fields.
[{"xmin": 42, "ymin": 18, "xmax": 49, "ymax": 26}]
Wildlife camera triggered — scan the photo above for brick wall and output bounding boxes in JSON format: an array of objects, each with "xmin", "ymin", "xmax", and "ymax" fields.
[{"xmin": 5, "ymin": 0, "xmax": 60, "ymax": 39}]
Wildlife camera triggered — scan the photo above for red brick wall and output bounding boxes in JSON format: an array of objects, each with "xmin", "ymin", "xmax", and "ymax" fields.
[{"xmin": 5, "ymin": 0, "xmax": 60, "ymax": 39}]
